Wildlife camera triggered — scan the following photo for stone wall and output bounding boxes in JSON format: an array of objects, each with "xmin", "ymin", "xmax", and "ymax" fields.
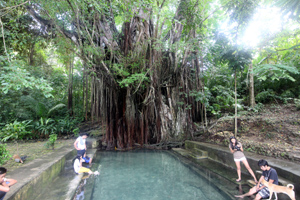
[{"xmin": 185, "ymin": 140, "xmax": 300, "ymax": 185}]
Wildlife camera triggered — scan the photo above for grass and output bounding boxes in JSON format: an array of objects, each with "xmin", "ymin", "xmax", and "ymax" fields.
[{"xmin": 2, "ymin": 139, "xmax": 74, "ymax": 173}]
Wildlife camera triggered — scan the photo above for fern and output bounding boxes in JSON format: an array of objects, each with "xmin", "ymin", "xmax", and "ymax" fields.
[{"xmin": 36, "ymin": 102, "xmax": 48, "ymax": 118}]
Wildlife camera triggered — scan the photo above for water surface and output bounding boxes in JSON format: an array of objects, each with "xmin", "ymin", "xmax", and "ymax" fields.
[{"xmin": 91, "ymin": 150, "xmax": 231, "ymax": 200}]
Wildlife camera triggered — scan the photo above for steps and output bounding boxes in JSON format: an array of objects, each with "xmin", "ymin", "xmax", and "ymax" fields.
[{"xmin": 172, "ymin": 148, "xmax": 208, "ymax": 160}]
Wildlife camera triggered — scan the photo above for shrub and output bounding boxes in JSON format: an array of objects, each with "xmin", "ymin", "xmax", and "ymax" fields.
[
  {"xmin": 0, "ymin": 143, "xmax": 11, "ymax": 165},
  {"xmin": 281, "ymin": 90, "xmax": 295, "ymax": 98},
  {"xmin": 73, "ymin": 128, "xmax": 80, "ymax": 137},
  {"xmin": 0, "ymin": 120, "xmax": 33, "ymax": 141},
  {"xmin": 256, "ymin": 90, "xmax": 275, "ymax": 103},
  {"xmin": 295, "ymin": 99, "xmax": 300, "ymax": 110},
  {"xmin": 248, "ymin": 103, "xmax": 264, "ymax": 113},
  {"xmin": 35, "ymin": 117, "xmax": 56, "ymax": 136},
  {"xmin": 45, "ymin": 134, "xmax": 57, "ymax": 150}
]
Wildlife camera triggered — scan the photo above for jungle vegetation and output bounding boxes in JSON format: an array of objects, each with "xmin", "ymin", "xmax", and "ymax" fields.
[{"xmin": 0, "ymin": 0, "xmax": 299, "ymax": 156}]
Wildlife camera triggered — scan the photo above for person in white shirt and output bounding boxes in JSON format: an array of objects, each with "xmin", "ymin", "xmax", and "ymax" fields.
[{"xmin": 74, "ymin": 133, "xmax": 88, "ymax": 157}]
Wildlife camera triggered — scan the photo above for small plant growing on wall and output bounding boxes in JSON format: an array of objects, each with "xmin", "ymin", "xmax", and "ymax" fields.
[{"xmin": 45, "ymin": 134, "xmax": 57, "ymax": 150}]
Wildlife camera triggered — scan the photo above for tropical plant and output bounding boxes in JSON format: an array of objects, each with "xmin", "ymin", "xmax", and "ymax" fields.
[
  {"xmin": 0, "ymin": 120, "xmax": 33, "ymax": 158},
  {"xmin": 255, "ymin": 90, "xmax": 276, "ymax": 103},
  {"xmin": 0, "ymin": 61, "xmax": 53, "ymax": 98},
  {"xmin": 73, "ymin": 128, "xmax": 80, "ymax": 137},
  {"xmin": 0, "ymin": 143, "xmax": 11, "ymax": 165},
  {"xmin": 253, "ymin": 64, "xmax": 299, "ymax": 82},
  {"xmin": 35, "ymin": 117, "xmax": 56, "ymax": 136},
  {"xmin": 0, "ymin": 120, "xmax": 33, "ymax": 141},
  {"xmin": 56, "ymin": 117, "xmax": 80, "ymax": 135},
  {"xmin": 45, "ymin": 134, "xmax": 57, "ymax": 150}
]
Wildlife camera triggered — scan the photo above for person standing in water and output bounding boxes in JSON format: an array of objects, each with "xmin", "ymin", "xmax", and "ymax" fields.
[{"xmin": 229, "ymin": 136, "xmax": 258, "ymax": 183}]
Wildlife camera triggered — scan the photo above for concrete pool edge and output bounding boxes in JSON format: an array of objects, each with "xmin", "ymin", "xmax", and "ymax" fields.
[
  {"xmin": 5, "ymin": 144, "xmax": 76, "ymax": 200},
  {"xmin": 64, "ymin": 149, "xmax": 97, "ymax": 200},
  {"xmin": 167, "ymin": 150, "xmax": 237, "ymax": 200},
  {"xmin": 184, "ymin": 140, "xmax": 300, "ymax": 184},
  {"xmin": 5, "ymin": 139, "xmax": 299, "ymax": 199},
  {"xmin": 173, "ymin": 141, "xmax": 300, "ymax": 199},
  {"xmin": 5, "ymin": 138, "xmax": 99, "ymax": 200}
]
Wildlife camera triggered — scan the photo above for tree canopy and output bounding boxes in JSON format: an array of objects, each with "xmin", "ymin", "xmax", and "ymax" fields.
[{"xmin": 0, "ymin": 0, "xmax": 299, "ymax": 149}]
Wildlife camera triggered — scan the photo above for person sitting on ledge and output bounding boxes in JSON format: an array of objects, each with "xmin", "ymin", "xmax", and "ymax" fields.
[
  {"xmin": 82, "ymin": 152, "xmax": 92, "ymax": 165},
  {"xmin": 235, "ymin": 159, "xmax": 278, "ymax": 200},
  {"xmin": 73, "ymin": 154, "xmax": 99, "ymax": 175},
  {"xmin": 0, "ymin": 167, "xmax": 17, "ymax": 200}
]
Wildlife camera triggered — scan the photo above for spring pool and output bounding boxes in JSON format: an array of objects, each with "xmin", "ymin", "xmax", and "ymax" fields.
[{"xmin": 83, "ymin": 150, "xmax": 233, "ymax": 200}]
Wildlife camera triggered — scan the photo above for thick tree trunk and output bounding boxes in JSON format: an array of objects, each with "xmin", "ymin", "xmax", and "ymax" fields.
[{"xmin": 26, "ymin": 0, "xmax": 204, "ymax": 149}]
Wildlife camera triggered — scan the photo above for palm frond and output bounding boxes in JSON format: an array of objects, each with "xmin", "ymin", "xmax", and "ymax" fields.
[{"xmin": 48, "ymin": 103, "xmax": 66, "ymax": 116}]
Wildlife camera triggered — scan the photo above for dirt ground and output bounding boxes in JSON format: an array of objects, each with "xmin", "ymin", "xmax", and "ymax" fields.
[{"xmin": 197, "ymin": 103, "xmax": 300, "ymax": 162}]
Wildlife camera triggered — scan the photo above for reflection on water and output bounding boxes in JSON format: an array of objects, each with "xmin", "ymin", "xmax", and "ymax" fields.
[
  {"xmin": 90, "ymin": 150, "xmax": 232, "ymax": 200},
  {"xmin": 74, "ymin": 178, "xmax": 87, "ymax": 200}
]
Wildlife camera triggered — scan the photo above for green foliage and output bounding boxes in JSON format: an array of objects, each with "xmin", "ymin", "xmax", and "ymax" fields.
[
  {"xmin": 212, "ymin": 85, "xmax": 235, "ymax": 107},
  {"xmin": 0, "ymin": 60, "xmax": 54, "ymax": 98},
  {"xmin": 73, "ymin": 128, "xmax": 80, "ymax": 137},
  {"xmin": 2, "ymin": 0, "xmax": 300, "ymax": 146},
  {"xmin": 274, "ymin": 0, "xmax": 300, "ymax": 21},
  {"xmin": 0, "ymin": 143, "xmax": 11, "ymax": 165},
  {"xmin": 35, "ymin": 117, "xmax": 56, "ymax": 135},
  {"xmin": 48, "ymin": 103, "xmax": 66, "ymax": 116},
  {"xmin": 280, "ymin": 90, "xmax": 295, "ymax": 98},
  {"xmin": 226, "ymin": 0, "xmax": 259, "ymax": 28},
  {"xmin": 190, "ymin": 87, "xmax": 211, "ymax": 106},
  {"xmin": 45, "ymin": 134, "xmax": 57, "ymax": 150},
  {"xmin": 118, "ymin": 72, "xmax": 150, "ymax": 88},
  {"xmin": 295, "ymin": 99, "xmax": 300, "ymax": 110},
  {"xmin": 56, "ymin": 117, "xmax": 80, "ymax": 135},
  {"xmin": 253, "ymin": 64, "xmax": 299, "ymax": 82},
  {"xmin": 0, "ymin": 120, "xmax": 33, "ymax": 141},
  {"xmin": 220, "ymin": 46, "xmax": 252, "ymax": 72},
  {"xmin": 249, "ymin": 102, "xmax": 264, "ymax": 113},
  {"xmin": 210, "ymin": 104, "xmax": 221, "ymax": 117},
  {"xmin": 255, "ymin": 90, "xmax": 276, "ymax": 103}
]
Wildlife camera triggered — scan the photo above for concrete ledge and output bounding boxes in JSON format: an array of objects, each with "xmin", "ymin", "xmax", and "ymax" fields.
[
  {"xmin": 64, "ymin": 149, "xmax": 97, "ymax": 200},
  {"xmin": 185, "ymin": 140, "xmax": 300, "ymax": 185},
  {"xmin": 5, "ymin": 138, "xmax": 98, "ymax": 200},
  {"xmin": 5, "ymin": 145, "xmax": 76, "ymax": 200}
]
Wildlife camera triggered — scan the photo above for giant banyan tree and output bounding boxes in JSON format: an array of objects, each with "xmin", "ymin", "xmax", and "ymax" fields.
[{"xmin": 24, "ymin": 0, "xmax": 209, "ymax": 149}]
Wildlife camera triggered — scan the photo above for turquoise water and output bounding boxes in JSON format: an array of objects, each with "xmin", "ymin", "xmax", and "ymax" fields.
[{"xmin": 90, "ymin": 150, "xmax": 232, "ymax": 200}]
